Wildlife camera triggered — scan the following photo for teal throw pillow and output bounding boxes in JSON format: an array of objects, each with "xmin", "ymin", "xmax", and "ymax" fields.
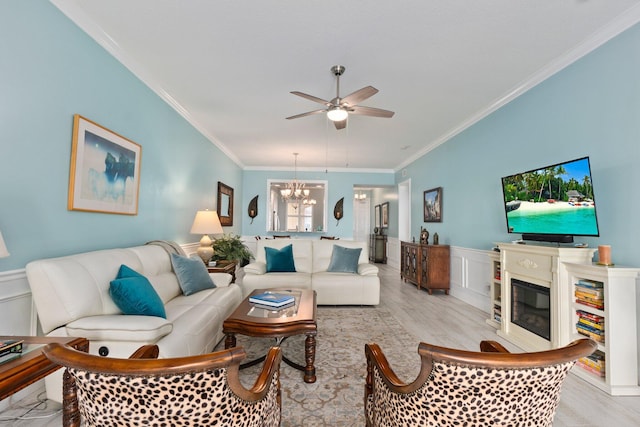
[
  {"xmin": 170, "ymin": 253, "xmax": 216, "ymax": 296},
  {"xmin": 110, "ymin": 265, "xmax": 166, "ymax": 318},
  {"xmin": 265, "ymin": 244, "xmax": 296, "ymax": 272},
  {"xmin": 327, "ymin": 245, "xmax": 362, "ymax": 273},
  {"xmin": 116, "ymin": 264, "xmax": 144, "ymax": 279}
]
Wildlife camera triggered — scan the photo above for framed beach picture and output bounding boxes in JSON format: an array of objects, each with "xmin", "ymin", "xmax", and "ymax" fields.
[
  {"xmin": 381, "ymin": 202, "xmax": 389, "ymax": 229},
  {"xmin": 68, "ymin": 115, "xmax": 142, "ymax": 215},
  {"xmin": 423, "ymin": 187, "xmax": 442, "ymax": 222},
  {"xmin": 374, "ymin": 204, "xmax": 381, "ymax": 228}
]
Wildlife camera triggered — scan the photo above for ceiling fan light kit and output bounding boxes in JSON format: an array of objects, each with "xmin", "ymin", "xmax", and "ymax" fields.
[
  {"xmin": 287, "ymin": 65, "xmax": 394, "ymax": 130},
  {"xmin": 327, "ymin": 106, "xmax": 348, "ymax": 122}
]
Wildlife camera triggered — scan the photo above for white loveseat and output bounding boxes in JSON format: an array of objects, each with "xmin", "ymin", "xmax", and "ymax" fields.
[
  {"xmin": 242, "ymin": 239, "xmax": 380, "ymax": 305},
  {"xmin": 26, "ymin": 242, "xmax": 242, "ymax": 402}
]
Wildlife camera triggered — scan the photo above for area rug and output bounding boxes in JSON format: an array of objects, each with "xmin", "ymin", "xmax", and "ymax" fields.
[{"xmin": 216, "ymin": 306, "xmax": 420, "ymax": 426}]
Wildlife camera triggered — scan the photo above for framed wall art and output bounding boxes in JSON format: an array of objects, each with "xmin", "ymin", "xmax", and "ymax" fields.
[
  {"xmin": 68, "ymin": 114, "xmax": 142, "ymax": 215},
  {"xmin": 423, "ymin": 187, "xmax": 442, "ymax": 222},
  {"xmin": 217, "ymin": 182, "xmax": 234, "ymax": 226},
  {"xmin": 374, "ymin": 204, "xmax": 381, "ymax": 228},
  {"xmin": 381, "ymin": 202, "xmax": 389, "ymax": 229}
]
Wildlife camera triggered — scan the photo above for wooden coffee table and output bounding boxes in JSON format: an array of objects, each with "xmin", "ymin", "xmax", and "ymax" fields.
[{"xmin": 223, "ymin": 289, "xmax": 317, "ymax": 383}]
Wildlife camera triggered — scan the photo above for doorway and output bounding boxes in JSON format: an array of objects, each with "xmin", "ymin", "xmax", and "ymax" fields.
[
  {"xmin": 353, "ymin": 196, "xmax": 371, "ymax": 242},
  {"xmin": 398, "ymin": 179, "xmax": 411, "ymax": 243}
]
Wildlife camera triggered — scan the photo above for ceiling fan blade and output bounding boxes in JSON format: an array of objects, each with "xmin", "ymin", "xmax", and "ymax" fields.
[
  {"xmin": 341, "ymin": 86, "xmax": 378, "ymax": 106},
  {"xmin": 333, "ymin": 119, "xmax": 347, "ymax": 130},
  {"xmin": 291, "ymin": 91, "xmax": 331, "ymax": 106},
  {"xmin": 349, "ymin": 105, "xmax": 395, "ymax": 118},
  {"xmin": 286, "ymin": 109, "xmax": 326, "ymax": 120}
]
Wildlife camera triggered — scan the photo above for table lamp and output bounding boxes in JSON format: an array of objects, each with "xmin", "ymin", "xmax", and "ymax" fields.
[
  {"xmin": 0, "ymin": 230, "xmax": 9, "ymax": 258},
  {"xmin": 190, "ymin": 210, "xmax": 223, "ymax": 264}
]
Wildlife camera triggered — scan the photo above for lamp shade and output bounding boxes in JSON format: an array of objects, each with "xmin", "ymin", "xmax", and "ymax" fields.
[
  {"xmin": 190, "ymin": 210, "xmax": 224, "ymax": 235},
  {"xmin": 0, "ymin": 231, "xmax": 9, "ymax": 258}
]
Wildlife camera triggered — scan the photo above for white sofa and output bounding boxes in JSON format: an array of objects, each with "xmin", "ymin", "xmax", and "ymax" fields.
[
  {"xmin": 243, "ymin": 239, "xmax": 380, "ymax": 305},
  {"xmin": 26, "ymin": 243, "xmax": 242, "ymax": 402}
]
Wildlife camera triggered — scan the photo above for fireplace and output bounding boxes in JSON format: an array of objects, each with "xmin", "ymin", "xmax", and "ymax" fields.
[{"xmin": 511, "ymin": 279, "xmax": 550, "ymax": 341}]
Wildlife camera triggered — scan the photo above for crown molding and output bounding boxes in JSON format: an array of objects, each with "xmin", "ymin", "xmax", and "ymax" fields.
[
  {"xmin": 50, "ymin": 0, "xmax": 245, "ymax": 169},
  {"xmin": 395, "ymin": 5, "xmax": 640, "ymax": 172},
  {"xmin": 244, "ymin": 165, "xmax": 395, "ymax": 174}
]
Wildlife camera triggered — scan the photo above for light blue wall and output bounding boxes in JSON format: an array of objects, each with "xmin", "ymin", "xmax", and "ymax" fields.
[
  {"xmin": 2, "ymin": 1, "xmax": 639, "ymax": 271},
  {"xmin": 0, "ymin": 1, "xmax": 242, "ymax": 271},
  {"xmin": 242, "ymin": 170, "xmax": 394, "ymax": 238},
  {"xmin": 398, "ymin": 22, "xmax": 640, "ymax": 266}
]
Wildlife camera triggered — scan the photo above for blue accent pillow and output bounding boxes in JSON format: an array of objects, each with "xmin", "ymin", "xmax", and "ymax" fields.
[
  {"xmin": 109, "ymin": 265, "xmax": 166, "ymax": 318},
  {"xmin": 327, "ymin": 245, "xmax": 362, "ymax": 273},
  {"xmin": 265, "ymin": 244, "xmax": 296, "ymax": 272},
  {"xmin": 170, "ymin": 253, "xmax": 216, "ymax": 296}
]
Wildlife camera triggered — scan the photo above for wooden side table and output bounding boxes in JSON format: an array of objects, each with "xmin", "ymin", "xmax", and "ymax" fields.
[
  {"xmin": 0, "ymin": 336, "xmax": 89, "ymax": 426},
  {"xmin": 208, "ymin": 260, "xmax": 237, "ymax": 283}
]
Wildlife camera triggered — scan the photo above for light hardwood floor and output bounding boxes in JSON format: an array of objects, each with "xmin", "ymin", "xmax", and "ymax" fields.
[{"xmin": 2, "ymin": 263, "xmax": 639, "ymax": 426}]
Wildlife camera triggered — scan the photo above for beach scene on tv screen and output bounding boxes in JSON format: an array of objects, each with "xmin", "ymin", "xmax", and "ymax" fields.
[{"xmin": 502, "ymin": 158, "xmax": 599, "ymax": 236}]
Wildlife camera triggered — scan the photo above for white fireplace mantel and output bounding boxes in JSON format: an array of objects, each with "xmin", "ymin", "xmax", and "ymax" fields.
[{"xmin": 496, "ymin": 243, "xmax": 596, "ymax": 351}]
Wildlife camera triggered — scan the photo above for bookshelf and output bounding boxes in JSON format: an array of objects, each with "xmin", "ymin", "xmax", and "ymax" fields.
[
  {"xmin": 564, "ymin": 262, "xmax": 640, "ymax": 396},
  {"xmin": 486, "ymin": 251, "xmax": 502, "ymax": 329}
]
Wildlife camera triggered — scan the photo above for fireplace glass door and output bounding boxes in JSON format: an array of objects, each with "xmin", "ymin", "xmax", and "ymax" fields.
[{"xmin": 511, "ymin": 279, "xmax": 551, "ymax": 340}]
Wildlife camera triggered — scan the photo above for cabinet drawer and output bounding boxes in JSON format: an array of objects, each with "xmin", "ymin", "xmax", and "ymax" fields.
[{"xmin": 504, "ymin": 251, "xmax": 552, "ymax": 282}]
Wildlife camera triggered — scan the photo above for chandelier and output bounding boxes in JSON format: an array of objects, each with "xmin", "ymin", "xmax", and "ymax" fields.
[{"xmin": 281, "ymin": 153, "xmax": 309, "ymax": 201}]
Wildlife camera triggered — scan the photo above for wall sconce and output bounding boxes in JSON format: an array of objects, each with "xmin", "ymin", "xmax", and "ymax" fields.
[
  {"xmin": 248, "ymin": 195, "xmax": 258, "ymax": 224},
  {"xmin": 333, "ymin": 197, "xmax": 344, "ymax": 226}
]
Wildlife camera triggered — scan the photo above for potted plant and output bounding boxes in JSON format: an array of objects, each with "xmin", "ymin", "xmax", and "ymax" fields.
[{"xmin": 212, "ymin": 234, "xmax": 254, "ymax": 267}]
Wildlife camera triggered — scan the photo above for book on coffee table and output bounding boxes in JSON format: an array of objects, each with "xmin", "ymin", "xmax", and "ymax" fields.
[{"xmin": 249, "ymin": 292, "xmax": 295, "ymax": 308}]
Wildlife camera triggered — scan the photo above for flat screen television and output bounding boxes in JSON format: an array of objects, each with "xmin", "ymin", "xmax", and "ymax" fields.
[{"xmin": 501, "ymin": 156, "xmax": 599, "ymax": 243}]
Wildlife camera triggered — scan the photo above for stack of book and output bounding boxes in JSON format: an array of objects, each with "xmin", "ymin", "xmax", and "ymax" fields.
[
  {"xmin": 576, "ymin": 350, "xmax": 605, "ymax": 377},
  {"xmin": 576, "ymin": 309, "xmax": 605, "ymax": 342},
  {"xmin": 249, "ymin": 292, "xmax": 295, "ymax": 310},
  {"xmin": 494, "ymin": 264, "xmax": 501, "ymax": 281},
  {"xmin": 575, "ymin": 279, "xmax": 604, "ymax": 310},
  {"xmin": 493, "ymin": 304, "xmax": 501, "ymax": 323}
]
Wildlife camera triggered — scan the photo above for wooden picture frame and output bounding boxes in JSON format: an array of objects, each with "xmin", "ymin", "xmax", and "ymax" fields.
[
  {"xmin": 217, "ymin": 182, "xmax": 234, "ymax": 226},
  {"xmin": 381, "ymin": 202, "xmax": 389, "ymax": 229},
  {"xmin": 423, "ymin": 187, "xmax": 442, "ymax": 222},
  {"xmin": 68, "ymin": 114, "xmax": 141, "ymax": 215},
  {"xmin": 374, "ymin": 204, "xmax": 381, "ymax": 228}
]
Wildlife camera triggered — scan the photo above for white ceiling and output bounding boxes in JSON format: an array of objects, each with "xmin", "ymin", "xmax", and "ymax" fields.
[{"xmin": 51, "ymin": 0, "xmax": 640, "ymax": 171}]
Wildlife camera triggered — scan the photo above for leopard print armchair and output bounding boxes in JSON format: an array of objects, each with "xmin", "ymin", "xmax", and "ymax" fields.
[
  {"xmin": 364, "ymin": 338, "xmax": 596, "ymax": 427},
  {"xmin": 43, "ymin": 343, "xmax": 282, "ymax": 427}
]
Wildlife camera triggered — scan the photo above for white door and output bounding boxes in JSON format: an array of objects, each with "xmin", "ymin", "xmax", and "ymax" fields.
[
  {"xmin": 353, "ymin": 197, "xmax": 371, "ymax": 242},
  {"xmin": 398, "ymin": 179, "xmax": 411, "ymax": 242}
]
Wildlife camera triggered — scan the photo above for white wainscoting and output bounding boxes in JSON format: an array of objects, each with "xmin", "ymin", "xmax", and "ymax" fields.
[
  {"xmin": 0, "ymin": 269, "xmax": 36, "ymax": 336},
  {"xmin": 449, "ymin": 247, "xmax": 492, "ymax": 314},
  {"xmin": 0, "ymin": 269, "xmax": 41, "ymax": 408},
  {"xmin": 386, "ymin": 237, "xmax": 400, "ymax": 270}
]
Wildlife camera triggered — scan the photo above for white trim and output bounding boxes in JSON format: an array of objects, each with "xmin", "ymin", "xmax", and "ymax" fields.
[
  {"xmin": 395, "ymin": 5, "xmax": 640, "ymax": 171},
  {"xmin": 244, "ymin": 165, "xmax": 395, "ymax": 174},
  {"xmin": 49, "ymin": 0, "xmax": 244, "ymax": 169}
]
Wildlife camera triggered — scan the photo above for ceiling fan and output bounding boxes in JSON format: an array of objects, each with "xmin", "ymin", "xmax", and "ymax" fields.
[{"xmin": 286, "ymin": 65, "xmax": 395, "ymax": 130}]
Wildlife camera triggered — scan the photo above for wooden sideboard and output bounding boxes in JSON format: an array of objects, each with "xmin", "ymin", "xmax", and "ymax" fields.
[{"xmin": 400, "ymin": 241, "xmax": 450, "ymax": 294}]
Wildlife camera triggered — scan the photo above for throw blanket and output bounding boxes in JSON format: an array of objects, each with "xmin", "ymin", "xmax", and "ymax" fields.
[{"xmin": 145, "ymin": 240, "xmax": 186, "ymax": 256}]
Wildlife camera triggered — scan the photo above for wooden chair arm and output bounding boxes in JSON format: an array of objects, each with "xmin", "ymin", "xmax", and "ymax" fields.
[
  {"xmin": 365, "ymin": 343, "xmax": 433, "ymax": 395},
  {"xmin": 227, "ymin": 347, "xmax": 282, "ymax": 402},
  {"xmin": 480, "ymin": 340, "xmax": 510, "ymax": 353},
  {"xmin": 129, "ymin": 344, "xmax": 160, "ymax": 359}
]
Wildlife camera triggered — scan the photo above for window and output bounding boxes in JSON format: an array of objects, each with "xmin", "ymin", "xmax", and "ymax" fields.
[{"xmin": 286, "ymin": 202, "xmax": 313, "ymax": 232}]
